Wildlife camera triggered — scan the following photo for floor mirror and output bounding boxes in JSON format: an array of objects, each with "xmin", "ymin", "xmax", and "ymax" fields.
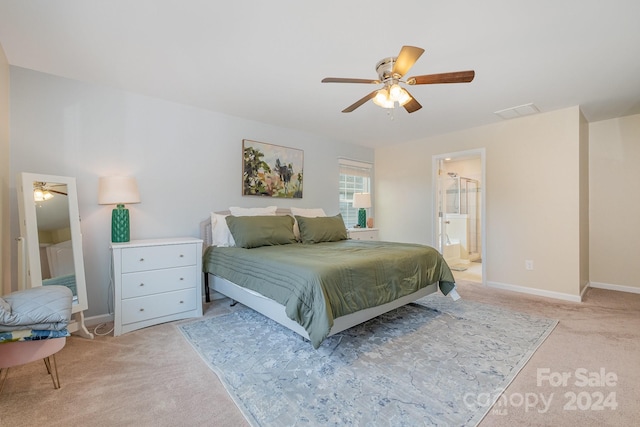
[{"xmin": 17, "ymin": 172, "xmax": 93, "ymax": 338}]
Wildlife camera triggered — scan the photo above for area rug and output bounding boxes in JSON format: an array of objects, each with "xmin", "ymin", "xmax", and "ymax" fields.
[{"xmin": 179, "ymin": 294, "xmax": 557, "ymax": 426}]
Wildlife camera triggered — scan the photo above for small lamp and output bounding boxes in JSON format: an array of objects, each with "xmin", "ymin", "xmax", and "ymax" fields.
[
  {"xmin": 98, "ymin": 176, "xmax": 140, "ymax": 243},
  {"xmin": 352, "ymin": 193, "xmax": 371, "ymax": 228}
]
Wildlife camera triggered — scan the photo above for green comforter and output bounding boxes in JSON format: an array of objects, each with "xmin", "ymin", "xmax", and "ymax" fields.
[{"xmin": 203, "ymin": 240, "xmax": 455, "ymax": 348}]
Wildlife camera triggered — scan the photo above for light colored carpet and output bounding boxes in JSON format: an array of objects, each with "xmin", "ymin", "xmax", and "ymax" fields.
[
  {"xmin": 179, "ymin": 293, "xmax": 556, "ymax": 426},
  {"xmin": 1, "ymin": 282, "xmax": 638, "ymax": 426},
  {"xmin": 0, "ymin": 314, "xmax": 249, "ymax": 426},
  {"xmin": 463, "ymin": 283, "xmax": 640, "ymax": 426}
]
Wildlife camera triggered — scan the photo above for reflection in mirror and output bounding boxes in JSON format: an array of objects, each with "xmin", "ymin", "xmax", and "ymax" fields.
[
  {"xmin": 34, "ymin": 182, "xmax": 78, "ymax": 302},
  {"xmin": 17, "ymin": 173, "xmax": 93, "ymax": 338}
]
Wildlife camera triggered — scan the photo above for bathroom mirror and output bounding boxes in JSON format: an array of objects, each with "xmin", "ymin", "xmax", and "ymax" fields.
[{"xmin": 17, "ymin": 172, "xmax": 93, "ymax": 338}]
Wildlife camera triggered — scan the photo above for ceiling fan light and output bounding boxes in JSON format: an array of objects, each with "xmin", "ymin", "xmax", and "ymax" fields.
[
  {"xmin": 389, "ymin": 84, "xmax": 403, "ymax": 101},
  {"xmin": 373, "ymin": 89, "xmax": 388, "ymax": 104},
  {"xmin": 397, "ymin": 88, "xmax": 411, "ymax": 106},
  {"xmin": 33, "ymin": 188, "xmax": 45, "ymax": 201},
  {"xmin": 382, "ymin": 98, "xmax": 395, "ymax": 109},
  {"xmin": 33, "ymin": 189, "xmax": 53, "ymax": 201},
  {"xmin": 373, "ymin": 89, "xmax": 394, "ymax": 109}
]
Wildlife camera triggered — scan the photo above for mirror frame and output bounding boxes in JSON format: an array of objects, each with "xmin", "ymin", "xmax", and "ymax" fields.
[{"xmin": 17, "ymin": 172, "xmax": 89, "ymax": 313}]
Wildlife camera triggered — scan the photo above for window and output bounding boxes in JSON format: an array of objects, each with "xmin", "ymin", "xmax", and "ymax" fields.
[{"xmin": 339, "ymin": 159, "xmax": 373, "ymax": 228}]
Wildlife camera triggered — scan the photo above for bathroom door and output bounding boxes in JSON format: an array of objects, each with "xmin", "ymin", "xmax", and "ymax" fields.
[{"xmin": 432, "ymin": 149, "xmax": 485, "ymax": 283}]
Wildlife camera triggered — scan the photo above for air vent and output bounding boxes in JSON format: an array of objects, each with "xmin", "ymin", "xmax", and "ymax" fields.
[{"xmin": 494, "ymin": 103, "xmax": 540, "ymax": 120}]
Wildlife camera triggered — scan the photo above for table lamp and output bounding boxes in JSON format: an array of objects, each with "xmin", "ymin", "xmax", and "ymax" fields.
[
  {"xmin": 98, "ymin": 176, "xmax": 140, "ymax": 242},
  {"xmin": 352, "ymin": 193, "xmax": 371, "ymax": 228}
]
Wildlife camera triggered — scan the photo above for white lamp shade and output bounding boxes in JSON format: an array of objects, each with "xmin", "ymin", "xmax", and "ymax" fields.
[
  {"xmin": 352, "ymin": 193, "xmax": 371, "ymax": 209},
  {"xmin": 98, "ymin": 176, "xmax": 141, "ymax": 205}
]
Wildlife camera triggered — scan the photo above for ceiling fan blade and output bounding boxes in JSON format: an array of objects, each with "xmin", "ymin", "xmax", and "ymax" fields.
[
  {"xmin": 322, "ymin": 77, "xmax": 380, "ymax": 84},
  {"xmin": 406, "ymin": 70, "xmax": 475, "ymax": 85},
  {"xmin": 392, "ymin": 46, "xmax": 425, "ymax": 78},
  {"xmin": 403, "ymin": 92, "xmax": 422, "ymax": 114},
  {"xmin": 342, "ymin": 90, "xmax": 378, "ymax": 113},
  {"xmin": 49, "ymin": 189, "xmax": 68, "ymax": 196}
]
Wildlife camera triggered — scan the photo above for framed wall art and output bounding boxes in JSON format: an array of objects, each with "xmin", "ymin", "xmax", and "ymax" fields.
[{"xmin": 242, "ymin": 139, "xmax": 304, "ymax": 198}]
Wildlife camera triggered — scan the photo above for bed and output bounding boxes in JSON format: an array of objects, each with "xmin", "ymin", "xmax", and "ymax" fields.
[{"xmin": 201, "ymin": 208, "xmax": 456, "ymax": 348}]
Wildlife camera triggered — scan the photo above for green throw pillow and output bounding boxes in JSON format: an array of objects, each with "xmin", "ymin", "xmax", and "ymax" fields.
[
  {"xmin": 226, "ymin": 215, "xmax": 296, "ymax": 248},
  {"xmin": 295, "ymin": 214, "xmax": 348, "ymax": 244}
]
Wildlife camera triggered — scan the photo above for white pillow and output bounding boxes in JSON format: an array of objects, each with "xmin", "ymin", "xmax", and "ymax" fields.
[
  {"xmin": 229, "ymin": 206, "xmax": 277, "ymax": 216},
  {"xmin": 290, "ymin": 207, "xmax": 326, "ymax": 240},
  {"xmin": 210, "ymin": 213, "xmax": 235, "ymax": 247},
  {"xmin": 290, "ymin": 207, "xmax": 326, "ymax": 218},
  {"xmin": 212, "ymin": 207, "xmax": 278, "ymax": 247}
]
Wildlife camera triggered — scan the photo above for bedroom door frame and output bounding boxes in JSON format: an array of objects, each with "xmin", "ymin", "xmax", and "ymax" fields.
[{"xmin": 432, "ymin": 148, "xmax": 486, "ymax": 284}]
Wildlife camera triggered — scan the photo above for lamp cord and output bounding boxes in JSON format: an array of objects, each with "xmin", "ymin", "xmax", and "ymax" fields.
[{"xmin": 92, "ymin": 248, "xmax": 115, "ymax": 336}]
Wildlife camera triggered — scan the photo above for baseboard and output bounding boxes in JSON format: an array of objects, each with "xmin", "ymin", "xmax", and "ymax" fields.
[
  {"xmin": 580, "ymin": 283, "xmax": 590, "ymax": 299},
  {"xmin": 84, "ymin": 313, "xmax": 114, "ymax": 327},
  {"xmin": 485, "ymin": 280, "xmax": 582, "ymax": 303},
  {"xmin": 589, "ymin": 281, "xmax": 640, "ymax": 294}
]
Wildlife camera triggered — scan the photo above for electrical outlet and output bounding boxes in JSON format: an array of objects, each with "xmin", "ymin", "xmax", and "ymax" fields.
[{"xmin": 525, "ymin": 260, "xmax": 534, "ymax": 270}]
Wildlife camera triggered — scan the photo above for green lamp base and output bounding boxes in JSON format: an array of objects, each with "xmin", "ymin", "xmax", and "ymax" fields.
[
  {"xmin": 357, "ymin": 208, "xmax": 367, "ymax": 229},
  {"xmin": 111, "ymin": 204, "xmax": 130, "ymax": 243}
]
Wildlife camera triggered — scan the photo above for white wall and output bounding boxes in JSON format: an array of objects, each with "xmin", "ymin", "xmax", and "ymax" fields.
[
  {"xmin": 589, "ymin": 113, "xmax": 640, "ymax": 291},
  {"xmin": 0, "ymin": 44, "xmax": 9, "ymax": 295},
  {"xmin": 8, "ymin": 67, "xmax": 373, "ymax": 317},
  {"xmin": 376, "ymin": 107, "xmax": 585, "ymax": 299}
]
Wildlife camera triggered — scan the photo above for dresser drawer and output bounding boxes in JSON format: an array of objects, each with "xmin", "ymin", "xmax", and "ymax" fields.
[
  {"xmin": 121, "ymin": 288, "xmax": 197, "ymax": 325},
  {"xmin": 112, "ymin": 237, "xmax": 203, "ymax": 336},
  {"xmin": 121, "ymin": 266, "xmax": 197, "ymax": 299},
  {"xmin": 348, "ymin": 229, "xmax": 379, "ymax": 241},
  {"xmin": 121, "ymin": 243, "xmax": 197, "ymax": 273}
]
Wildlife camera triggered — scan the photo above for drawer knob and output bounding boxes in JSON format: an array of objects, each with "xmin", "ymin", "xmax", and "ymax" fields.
[
  {"xmin": 139, "ymin": 283, "xmax": 144, "ymax": 287},
  {"xmin": 179, "ymin": 277, "xmax": 184, "ymax": 281},
  {"xmin": 179, "ymin": 254, "xmax": 184, "ymax": 258},
  {"xmin": 139, "ymin": 308, "xmax": 144, "ymax": 312},
  {"xmin": 179, "ymin": 300, "xmax": 184, "ymax": 304},
  {"xmin": 139, "ymin": 258, "xmax": 144, "ymax": 262}
]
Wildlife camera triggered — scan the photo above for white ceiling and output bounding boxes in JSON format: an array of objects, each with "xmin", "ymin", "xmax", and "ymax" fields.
[{"xmin": 1, "ymin": 1, "xmax": 639, "ymax": 148}]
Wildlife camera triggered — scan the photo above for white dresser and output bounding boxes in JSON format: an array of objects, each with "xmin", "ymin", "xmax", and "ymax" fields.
[
  {"xmin": 347, "ymin": 228, "xmax": 379, "ymax": 241},
  {"xmin": 111, "ymin": 237, "xmax": 203, "ymax": 336}
]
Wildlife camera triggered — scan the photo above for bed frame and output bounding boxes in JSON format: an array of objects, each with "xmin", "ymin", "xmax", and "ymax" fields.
[{"xmin": 199, "ymin": 210, "xmax": 439, "ymax": 341}]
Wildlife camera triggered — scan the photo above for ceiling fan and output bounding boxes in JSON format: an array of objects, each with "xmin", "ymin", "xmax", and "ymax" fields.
[
  {"xmin": 321, "ymin": 46, "xmax": 475, "ymax": 114},
  {"xmin": 33, "ymin": 182, "xmax": 67, "ymax": 201}
]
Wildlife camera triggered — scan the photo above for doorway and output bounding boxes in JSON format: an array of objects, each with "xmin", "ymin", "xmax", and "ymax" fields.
[{"xmin": 432, "ymin": 149, "xmax": 485, "ymax": 284}]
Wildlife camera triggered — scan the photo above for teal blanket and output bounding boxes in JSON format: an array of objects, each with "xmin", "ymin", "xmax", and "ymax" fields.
[{"xmin": 203, "ymin": 240, "xmax": 455, "ymax": 348}]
